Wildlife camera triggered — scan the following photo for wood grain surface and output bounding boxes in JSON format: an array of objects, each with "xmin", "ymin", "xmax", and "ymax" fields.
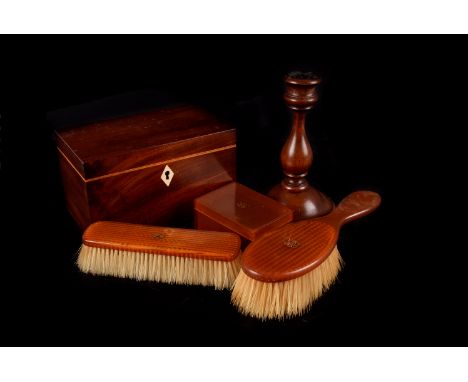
[
  {"xmin": 268, "ymin": 73, "xmax": 334, "ymax": 219},
  {"xmin": 55, "ymin": 104, "xmax": 236, "ymax": 179},
  {"xmin": 83, "ymin": 221, "xmax": 241, "ymax": 261},
  {"xmin": 55, "ymin": 104, "xmax": 236, "ymax": 230},
  {"xmin": 194, "ymin": 182, "xmax": 293, "ymax": 241},
  {"xmin": 241, "ymin": 191, "xmax": 381, "ymax": 282}
]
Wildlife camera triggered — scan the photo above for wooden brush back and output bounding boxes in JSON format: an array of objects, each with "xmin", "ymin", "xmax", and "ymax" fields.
[
  {"xmin": 241, "ymin": 219, "xmax": 338, "ymax": 282},
  {"xmin": 83, "ymin": 221, "xmax": 241, "ymax": 261},
  {"xmin": 241, "ymin": 191, "xmax": 381, "ymax": 282}
]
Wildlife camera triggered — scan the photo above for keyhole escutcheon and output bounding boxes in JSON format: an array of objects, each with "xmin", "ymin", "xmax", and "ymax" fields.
[{"xmin": 161, "ymin": 165, "xmax": 174, "ymax": 186}]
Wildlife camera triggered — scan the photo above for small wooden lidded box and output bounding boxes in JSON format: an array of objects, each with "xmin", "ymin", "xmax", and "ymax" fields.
[
  {"xmin": 55, "ymin": 105, "xmax": 236, "ymax": 230},
  {"xmin": 194, "ymin": 182, "xmax": 293, "ymax": 246}
]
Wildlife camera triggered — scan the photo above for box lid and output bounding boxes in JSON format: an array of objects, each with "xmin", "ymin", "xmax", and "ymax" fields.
[
  {"xmin": 55, "ymin": 104, "xmax": 236, "ymax": 180},
  {"xmin": 194, "ymin": 182, "xmax": 294, "ymax": 241}
]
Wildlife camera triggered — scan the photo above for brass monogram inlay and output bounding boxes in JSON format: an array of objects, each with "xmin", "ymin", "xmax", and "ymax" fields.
[
  {"xmin": 236, "ymin": 201, "xmax": 250, "ymax": 209},
  {"xmin": 283, "ymin": 238, "xmax": 300, "ymax": 248}
]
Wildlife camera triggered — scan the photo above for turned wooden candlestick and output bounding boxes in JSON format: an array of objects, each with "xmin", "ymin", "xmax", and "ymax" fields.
[{"xmin": 269, "ymin": 72, "xmax": 334, "ymax": 220}]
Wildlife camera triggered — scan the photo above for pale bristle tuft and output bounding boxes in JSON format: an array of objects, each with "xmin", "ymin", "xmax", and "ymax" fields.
[
  {"xmin": 77, "ymin": 245, "xmax": 241, "ymax": 290},
  {"xmin": 231, "ymin": 246, "xmax": 343, "ymax": 319}
]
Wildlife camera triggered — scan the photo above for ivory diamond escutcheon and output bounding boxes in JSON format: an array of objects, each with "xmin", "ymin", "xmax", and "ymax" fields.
[{"xmin": 161, "ymin": 165, "xmax": 174, "ymax": 186}]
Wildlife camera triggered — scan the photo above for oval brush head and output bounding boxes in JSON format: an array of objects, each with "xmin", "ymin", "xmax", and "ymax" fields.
[{"xmin": 231, "ymin": 191, "xmax": 381, "ymax": 319}]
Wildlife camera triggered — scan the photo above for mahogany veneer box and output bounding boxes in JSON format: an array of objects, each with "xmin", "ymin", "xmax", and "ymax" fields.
[
  {"xmin": 55, "ymin": 104, "xmax": 236, "ymax": 230},
  {"xmin": 194, "ymin": 182, "xmax": 293, "ymax": 247}
]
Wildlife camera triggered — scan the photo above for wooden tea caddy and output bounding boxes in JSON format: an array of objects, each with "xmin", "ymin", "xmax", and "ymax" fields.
[{"xmin": 55, "ymin": 104, "xmax": 236, "ymax": 230}]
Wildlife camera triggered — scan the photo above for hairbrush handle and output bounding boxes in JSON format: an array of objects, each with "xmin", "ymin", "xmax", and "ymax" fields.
[{"xmin": 321, "ymin": 191, "xmax": 381, "ymax": 227}]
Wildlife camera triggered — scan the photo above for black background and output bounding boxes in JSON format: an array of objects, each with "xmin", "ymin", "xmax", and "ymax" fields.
[{"xmin": 1, "ymin": 36, "xmax": 466, "ymax": 345}]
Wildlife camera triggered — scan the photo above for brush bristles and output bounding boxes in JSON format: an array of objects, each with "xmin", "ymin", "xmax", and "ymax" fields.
[
  {"xmin": 231, "ymin": 246, "xmax": 343, "ymax": 320},
  {"xmin": 77, "ymin": 245, "xmax": 241, "ymax": 290}
]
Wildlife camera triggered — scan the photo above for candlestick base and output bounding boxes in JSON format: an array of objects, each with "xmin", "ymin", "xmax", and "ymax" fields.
[{"xmin": 268, "ymin": 183, "xmax": 334, "ymax": 220}]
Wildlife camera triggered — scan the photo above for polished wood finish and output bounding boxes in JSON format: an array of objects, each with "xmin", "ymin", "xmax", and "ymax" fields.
[
  {"xmin": 55, "ymin": 105, "xmax": 235, "ymax": 179},
  {"xmin": 194, "ymin": 182, "xmax": 293, "ymax": 243},
  {"xmin": 242, "ymin": 191, "xmax": 381, "ymax": 282},
  {"xmin": 55, "ymin": 104, "xmax": 236, "ymax": 230},
  {"xmin": 83, "ymin": 221, "xmax": 241, "ymax": 261},
  {"xmin": 269, "ymin": 72, "xmax": 334, "ymax": 220},
  {"xmin": 58, "ymin": 152, "xmax": 90, "ymax": 226}
]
